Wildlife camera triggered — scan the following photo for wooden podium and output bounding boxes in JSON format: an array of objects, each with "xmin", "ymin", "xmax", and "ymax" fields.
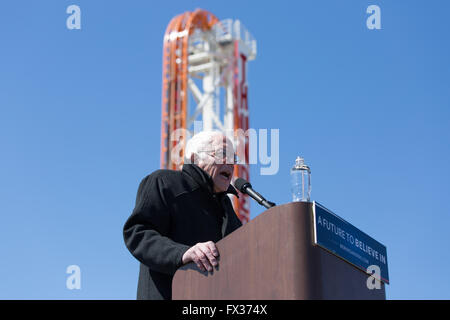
[{"xmin": 172, "ymin": 202, "xmax": 385, "ymax": 299}]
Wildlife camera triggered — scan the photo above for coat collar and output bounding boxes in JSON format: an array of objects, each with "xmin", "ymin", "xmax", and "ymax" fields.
[{"xmin": 182, "ymin": 164, "xmax": 239, "ymax": 198}]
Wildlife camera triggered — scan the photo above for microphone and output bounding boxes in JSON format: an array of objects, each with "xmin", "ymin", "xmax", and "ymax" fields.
[{"xmin": 234, "ymin": 178, "xmax": 276, "ymax": 209}]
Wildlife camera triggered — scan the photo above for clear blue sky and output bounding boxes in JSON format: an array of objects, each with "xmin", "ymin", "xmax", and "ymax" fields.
[{"xmin": 1, "ymin": 0, "xmax": 449, "ymax": 299}]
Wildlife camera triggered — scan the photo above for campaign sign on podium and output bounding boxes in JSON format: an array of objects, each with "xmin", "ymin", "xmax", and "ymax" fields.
[{"xmin": 312, "ymin": 201, "xmax": 389, "ymax": 284}]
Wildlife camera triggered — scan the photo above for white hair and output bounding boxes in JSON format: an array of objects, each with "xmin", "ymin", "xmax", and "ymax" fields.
[{"xmin": 184, "ymin": 131, "xmax": 234, "ymax": 163}]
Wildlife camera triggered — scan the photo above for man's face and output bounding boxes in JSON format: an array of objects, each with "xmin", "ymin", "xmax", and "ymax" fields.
[{"xmin": 195, "ymin": 135, "xmax": 235, "ymax": 193}]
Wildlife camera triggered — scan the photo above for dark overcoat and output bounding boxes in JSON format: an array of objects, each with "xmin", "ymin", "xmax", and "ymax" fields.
[{"xmin": 123, "ymin": 164, "xmax": 242, "ymax": 300}]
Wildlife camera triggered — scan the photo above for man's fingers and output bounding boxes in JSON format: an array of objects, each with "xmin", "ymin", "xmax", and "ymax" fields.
[
  {"xmin": 193, "ymin": 252, "xmax": 206, "ymax": 271},
  {"xmin": 206, "ymin": 241, "xmax": 219, "ymax": 257},
  {"xmin": 183, "ymin": 242, "xmax": 220, "ymax": 272},
  {"xmin": 198, "ymin": 244, "xmax": 218, "ymax": 268},
  {"xmin": 191, "ymin": 254, "xmax": 204, "ymax": 271},
  {"xmin": 195, "ymin": 248, "xmax": 212, "ymax": 272}
]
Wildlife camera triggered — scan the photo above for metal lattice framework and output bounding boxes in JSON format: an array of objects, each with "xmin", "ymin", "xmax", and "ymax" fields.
[{"xmin": 160, "ymin": 9, "xmax": 256, "ymax": 223}]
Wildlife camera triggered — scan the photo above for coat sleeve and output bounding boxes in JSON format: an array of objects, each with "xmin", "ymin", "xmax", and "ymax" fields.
[{"xmin": 123, "ymin": 173, "xmax": 190, "ymax": 276}]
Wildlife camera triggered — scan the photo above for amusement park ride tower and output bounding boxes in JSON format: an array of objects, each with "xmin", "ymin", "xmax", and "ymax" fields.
[{"xmin": 160, "ymin": 9, "xmax": 256, "ymax": 223}]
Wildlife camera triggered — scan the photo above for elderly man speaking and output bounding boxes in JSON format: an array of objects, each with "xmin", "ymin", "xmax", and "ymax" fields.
[{"xmin": 123, "ymin": 131, "xmax": 243, "ymax": 300}]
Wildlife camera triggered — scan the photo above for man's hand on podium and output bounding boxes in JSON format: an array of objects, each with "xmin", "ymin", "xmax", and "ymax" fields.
[{"xmin": 182, "ymin": 241, "xmax": 219, "ymax": 272}]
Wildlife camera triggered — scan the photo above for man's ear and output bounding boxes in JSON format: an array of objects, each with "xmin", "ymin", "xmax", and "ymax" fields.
[{"xmin": 190, "ymin": 153, "xmax": 196, "ymax": 164}]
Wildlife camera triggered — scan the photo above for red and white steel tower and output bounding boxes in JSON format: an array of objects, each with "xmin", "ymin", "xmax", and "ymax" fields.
[{"xmin": 160, "ymin": 9, "xmax": 256, "ymax": 223}]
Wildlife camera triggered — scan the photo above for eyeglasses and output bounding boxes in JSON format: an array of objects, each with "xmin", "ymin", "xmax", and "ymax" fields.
[{"xmin": 197, "ymin": 149, "xmax": 240, "ymax": 164}]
